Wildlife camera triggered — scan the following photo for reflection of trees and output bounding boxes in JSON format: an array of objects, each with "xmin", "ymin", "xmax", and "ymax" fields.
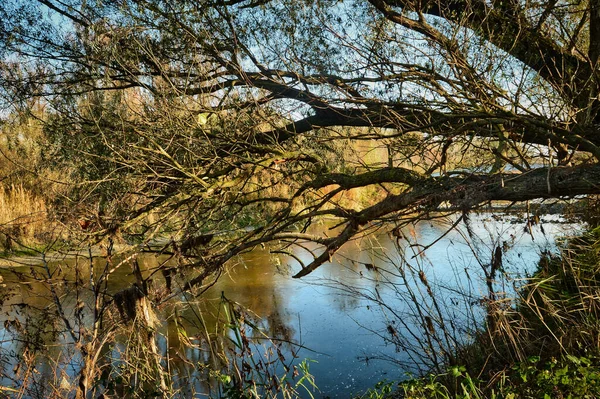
[
  {"xmin": 0, "ymin": 212, "xmax": 566, "ymax": 396},
  {"xmin": 316, "ymin": 226, "xmax": 467, "ymax": 373},
  {"xmin": 1, "ymin": 281, "xmax": 71, "ymax": 398},
  {"xmin": 0, "ymin": 245, "xmax": 314, "ymax": 397},
  {"xmin": 0, "ymin": 252, "xmax": 159, "ymax": 397},
  {"xmin": 208, "ymin": 249, "xmax": 297, "ymax": 345},
  {"xmin": 316, "ymin": 215, "xmax": 567, "ymax": 375}
]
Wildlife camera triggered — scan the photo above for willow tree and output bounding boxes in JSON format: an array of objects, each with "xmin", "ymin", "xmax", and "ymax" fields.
[{"xmin": 1, "ymin": 0, "xmax": 599, "ymax": 285}]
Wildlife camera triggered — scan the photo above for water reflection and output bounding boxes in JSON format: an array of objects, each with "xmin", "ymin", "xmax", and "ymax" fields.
[{"xmin": 0, "ymin": 214, "xmax": 582, "ymax": 398}]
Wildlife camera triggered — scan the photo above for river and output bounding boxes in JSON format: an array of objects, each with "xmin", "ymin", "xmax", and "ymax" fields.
[{"xmin": 0, "ymin": 213, "xmax": 582, "ymax": 398}]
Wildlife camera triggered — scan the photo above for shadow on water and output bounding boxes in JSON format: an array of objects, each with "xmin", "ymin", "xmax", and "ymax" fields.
[{"xmin": 0, "ymin": 213, "xmax": 582, "ymax": 398}]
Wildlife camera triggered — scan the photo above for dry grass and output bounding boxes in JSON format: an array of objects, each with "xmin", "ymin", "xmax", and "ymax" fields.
[{"xmin": 0, "ymin": 183, "xmax": 51, "ymax": 250}]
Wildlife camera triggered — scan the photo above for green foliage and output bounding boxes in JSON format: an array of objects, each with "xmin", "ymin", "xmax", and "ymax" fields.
[
  {"xmin": 399, "ymin": 367, "xmax": 483, "ymax": 399},
  {"xmin": 42, "ymin": 92, "xmax": 141, "ymax": 204},
  {"xmin": 504, "ymin": 355, "xmax": 600, "ymax": 398},
  {"xmin": 353, "ymin": 380, "xmax": 396, "ymax": 399},
  {"xmin": 398, "ymin": 356, "xmax": 600, "ymax": 399}
]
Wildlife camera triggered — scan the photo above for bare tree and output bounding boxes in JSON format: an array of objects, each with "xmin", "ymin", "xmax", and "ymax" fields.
[{"xmin": 1, "ymin": 0, "xmax": 599, "ymax": 286}]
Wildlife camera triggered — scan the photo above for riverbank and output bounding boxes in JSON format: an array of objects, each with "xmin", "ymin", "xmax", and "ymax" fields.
[
  {"xmin": 0, "ymin": 245, "xmax": 118, "ymax": 267},
  {"xmin": 369, "ymin": 225, "xmax": 600, "ymax": 398},
  {"xmin": 0, "ymin": 200, "xmax": 584, "ymax": 269}
]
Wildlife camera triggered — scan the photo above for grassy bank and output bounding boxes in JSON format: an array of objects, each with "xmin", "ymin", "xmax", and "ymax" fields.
[{"xmin": 362, "ymin": 225, "xmax": 600, "ymax": 398}]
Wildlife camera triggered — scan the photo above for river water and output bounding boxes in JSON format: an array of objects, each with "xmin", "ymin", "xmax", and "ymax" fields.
[{"xmin": 0, "ymin": 213, "xmax": 582, "ymax": 398}]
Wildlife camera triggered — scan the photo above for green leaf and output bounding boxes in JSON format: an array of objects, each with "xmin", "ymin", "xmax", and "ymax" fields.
[
  {"xmin": 566, "ymin": 355, "xmax": 581, "ymax": 365},
  {"xmin": 197, "ymin": 113, "xmax": 210, "ymax": 125},
  {"xmin": 451, "ymin": 366, "xmax": 464, "ymax": 377}
]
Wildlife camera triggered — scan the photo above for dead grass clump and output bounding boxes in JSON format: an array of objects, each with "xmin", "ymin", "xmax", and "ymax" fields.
[
  {"xmin": 0, "ymin": 183, "xmax": 50, "ymax": 249},
  {"xmin": 463, "ymin": 228, "xmax": 600, "ymax": 382}
]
